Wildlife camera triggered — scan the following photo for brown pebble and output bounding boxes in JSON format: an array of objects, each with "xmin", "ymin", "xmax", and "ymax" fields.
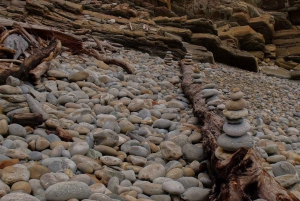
[
  {"xmin": 232, "ymin": 87, "xmax": 240, "ymax": 93},
  {"xmin": 182, "ymin": 167, "xmax": 195, "ymax": 177},
  {"xmin": 0, "ymin": 159, "xmax": 19, "ymax": 169},
  {"xmin": 193, "ymin": 68, "xmax": 200, "ymax": 73},
  {"xmin": 77, "ymin": 163, "xmax": 93, "ymax": 174},
  {"xmin": 0, "ymin": 190, "xmax": 6, "ymax": 198},
  {"xmin": 11, "ymin": 181, "xmax": 31, "ymax": 194},
  {"xmin": 29, "ymin": 165, "xmax": 50, "ymax": 179},
  {"xmin": 225, "ymin": 99, "xmax": 247, "ymax": 111}
]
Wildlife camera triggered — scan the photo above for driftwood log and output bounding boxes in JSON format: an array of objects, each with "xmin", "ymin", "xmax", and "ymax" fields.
[
  {"xmin": 0, "ymin": 39, "xmax": 61, "ymax": 85},
  {"xmin": 179, "ymin": 61, "xmax": 299, "ymax": 201},
  {"xmin": 11, "ymin": 113, "xmax": 43, "ymax": 126}
]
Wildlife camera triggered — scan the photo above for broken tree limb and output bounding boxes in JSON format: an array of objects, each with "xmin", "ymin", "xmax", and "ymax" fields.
[
  {"xmin": 81, "ymin": 48, "xmax": 134, "ymax": 74},
  {"xmin": 0, "ymin": 17, "xmax": 83, "ymax": 53},
  {"xmin": 179, "ymin": 61, "xmax": 299, "ymax": 201},
  {"xmin": 11, "ymin": 113, "xmax": 43, "ymax": 126},
  {"xmin": 0, "ymin": 28, "xmax": 19, "ymax": 44},
  {"xmin": 0, "ymin": 46, "xmax": 17, "ymax": 54},
  {"xmin": 92, "ymin": 36, "xmax": 106, "ymax": 55},
  {"xmin": 0, "ymin": 39, "xmax": 61, "ymax": 85},
  {"xmin": 29, "ymin": 61, "xmax": 50, "ymax": 83},
  {"xmin": 13, "ymin": 22, "xmax": 40, "ymax": 48},
  {"xmin": 0, "ymin": 59, "xmax": 22, "ymax": 64}
]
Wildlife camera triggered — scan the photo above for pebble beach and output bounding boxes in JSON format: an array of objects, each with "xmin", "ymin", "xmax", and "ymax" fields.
[{"xmin": 0, "ymin": 47, "xmax": 299, "ymax": 201}]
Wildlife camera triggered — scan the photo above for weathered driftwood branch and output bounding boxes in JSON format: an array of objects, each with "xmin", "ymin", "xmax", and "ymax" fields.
[
  {"xmin": 92, "ymin": 36, "xmax": 106, "ymax": 55},
  {"xmin": 81, "ymin": 48, "xmax": 134, "ymax": 74},
  {"xmin": 29, "ymin": 61, "xmax": 50, "ymax": 83},
  {"xmin": 0, "ymin": 39, "xmax": 61, "ymax": 85},
  {"xmin": 13, "ymin": 23, "xmax": 40, "ymax": 48},
  {"xmin": 11, "ymin": 113, "xmax": 43, "ymax": 126},
  {"xmin": 0, "ymin": 17, "xmax": 82, "ymax": 53},
  {"xmin": 0, "ymin": 59, "xmax": 22, "ymax": 63},
  {"xmin": 0, "ymin": 28, "xmax": 19, "ymax": 44},
  {"xmin": 179, "ymin": 61, "xmax": 299, "ymax": 201},
  {"xmin": 0, "ymin": 46, "xmax": 17, "ymax": 54}
]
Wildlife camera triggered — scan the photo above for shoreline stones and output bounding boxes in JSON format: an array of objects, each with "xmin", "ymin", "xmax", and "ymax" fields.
[{"xmin": 217, "ymin": 88, "xmax": 253, "ymax": 152}]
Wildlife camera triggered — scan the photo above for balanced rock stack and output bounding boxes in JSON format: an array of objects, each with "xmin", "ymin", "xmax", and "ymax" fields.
[
  {"xmin": 184, "ymin": 52, "xmax": 193, "ymax": 65},
  {"xmin": 164, "ymin": 51, "xmax": 173, "ymax": 66},
  {"xmin": 200, "ymin": 84, "xmax": 221, "ymax": 110},
  {"xmin": 217, "ymin": 88, "xmax": 253, "ymax": 152}
]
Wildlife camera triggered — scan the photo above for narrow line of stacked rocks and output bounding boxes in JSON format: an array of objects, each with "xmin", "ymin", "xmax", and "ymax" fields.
[
  {"xmin": 184, "ymin": 52, "xmax": 193, "ymax": 65},
  {"xmin": 200, "ymin": 84, "xmax": 221, "ymax": 111},
  {"xmin": 164, "ymin": 51, "xmax": 173, "ymax": 66},
  {"xmin": 217, "ymin": 88, "xmax": 253, "ymax": 152}
]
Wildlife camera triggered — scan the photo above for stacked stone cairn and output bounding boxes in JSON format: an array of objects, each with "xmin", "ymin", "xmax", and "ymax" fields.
[
  {"xmin": 217, "ymin": 88, "xmax": 253, "ymax": 152},
  {"xmin": 200, "ymin": 84, "xmax": 221, "ymax": 110},
  {"xmin": 164, "ymin": 51, "xmax": 173, "ymax": 66},
  {"xmin": 184, "ymin": 52, "xmax": 193, "ymax": 65}
]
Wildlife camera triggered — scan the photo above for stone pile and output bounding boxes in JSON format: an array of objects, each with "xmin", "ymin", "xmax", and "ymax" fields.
[
  {"xmin": 200, "ymin": 84, "xmax": 223, "ymax": 110},
  {"xmin": 184, "ymin": 52, "xmax": 193, "ymax": 65},
  {"xmin": 164, "ymin": 51, "xmax": 173, "ymax": 66},
  {"xmin": 217, "ymin": 88, "xmax": 253, "ymax": 152}
]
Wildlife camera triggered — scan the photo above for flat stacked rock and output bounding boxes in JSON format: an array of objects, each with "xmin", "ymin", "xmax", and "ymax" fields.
[
  {"xmin": 217, "ymin": 88, "xmax": 253, "ymax": 152},
  {"xmin": 164, "ymin": 51, "xmax": 173, "ymax": 66},
  {"xmin": 184, "ymin": 52, "xmax": 193, "ymax": 65},
  {"xmin": 200, "ymin": 83, "xmax": 221, "ymax": 110}
]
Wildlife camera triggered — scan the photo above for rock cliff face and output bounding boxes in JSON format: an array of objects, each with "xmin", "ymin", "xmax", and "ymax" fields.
[{"xmin": 0, "ymin": 0, "xmax": 300, "ymax": 76}]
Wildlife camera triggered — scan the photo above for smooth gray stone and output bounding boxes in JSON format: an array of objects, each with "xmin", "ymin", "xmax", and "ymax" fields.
[
  {"xmin": 29, "ymin": 179, "xmax": 46, "ymax": 198},
  {"xmin": 138, "ymin": 109, "xmax": 152, "ymax": 119},
  {"xmin": 153, "ymin": 119, "xmax": 172, "ymax": 129},
  {"xmin": 182, "ymin": 144, "xmax": 204, "ymax": 162},
  {"xmin": 121, "ymin": 140, "xmax": 140, "ymax": 153},
  {"xmin": 45, "ymin": 181, "xmax": 92, "ymax": 201},
  {"xmin": 0, "ymin": 192, "xmax": 39, "ymax": 201},
  {"xmin": 40, "ymin": 173, "xmax": 69, "ymax": 189},
  {"xmin": 89, "ymin": 193, "xmax": 113, "ymax": 201},
  {"xmin": 94, "ymin": 129, "xmax": 119, "ymax": 147},
  {"xmin": 33, "ymin": 128, "xmax": 48, "ymax": 138},
  {"xmin": 0, "ymin": 154, "xmax": 10, "ymax": 162},
  {"xmin": 128, "ymin": 146, "xmax": 150, "ymax": 157},
  {"xmin": 165, "ymin": 161, "xmax": 182, "ymax": 172},
  {"xmin": 177, "ymin": 177, "xmax": 200, "ymax": 189},
  {"xmin": 217, "ymin": 133, "xmax": 253, "ymax": 152},
  {"xmin": 223, "ymin": 120, "xmax": 251, "ymax": 137},
  {"xmin": 0, "ymin": 146, "xmax": 8, "ymax": 154},
  {"xmin": 48, "ymin": 160, "xmax": 69, "ymax": 173},
  {"xmin": 46, "ymin": 134, "xmax": 61, "ymax": 143},
  {"xmin": 102, "ymin": 120, "xmax": 121, "ymax": 133},
  {"xmin": 150, "ymin": 195, "xmax": 171, "ymax": 201},
  {"xmin": 46, "ymin": 93, "xmax": 58, "ymax": 105},
  {"xmin": 255, "ymin": 147, "xmax": 268, "ymax": 159},
  {"xmin": 275, "ymin": 174, "xmax": 300, "ymax": 188},
  {"xmin": 271, "ymin": 161, "xmax": 296, "ymax": 177},
  {"xmin": 29, "ymin": 151, "xmax": 43, "ymax": 161},
  {"xmin": 3, "ymin": 139, "xmax": 17, "ymax": 149},
  {"xmin": 201, "ymin": 89, "xmax": 219, "ymax": 98},
  {"xmin": 181, "ymin": 187, "xmax": 210, "ymax": 201},
  {"xmin": 162, "ymin": 181, "xmax": 185, "ymax": 194},
  {"xmin": 25, "ymin": 94, "xmax": 49, "ymax": 121}
]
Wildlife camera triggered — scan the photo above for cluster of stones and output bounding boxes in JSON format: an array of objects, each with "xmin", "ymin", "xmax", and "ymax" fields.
[
  {"xmin": 164, "ymin": 51, "xmax": 173, "ymax": 66},
  {"xmin": 184, "ymin": 53, "xmax": 193, "ymax": 65},
  {"xmin": 200, "ymin": 83, "xmax": 224, "ymax": 110},
  {"xmin": 0, "ymin": 50, "xmax": 214, "ymax": 201},
  {"xmin": 217, "ymin": 88, "xmax": 253, "ymax": 152}
]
